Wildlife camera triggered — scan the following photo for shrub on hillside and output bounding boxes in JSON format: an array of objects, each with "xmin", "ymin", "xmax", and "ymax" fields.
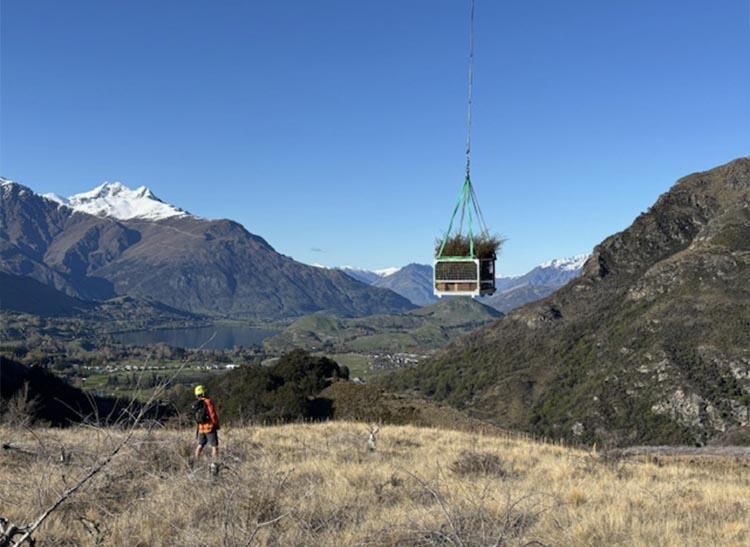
[
  {"xmin": 450, "ymin": 450, "xmax": 508, "ymax": 477},
  {"xmin": 186, "ymin": 349, "xmax": 349, "ymax": 424}
]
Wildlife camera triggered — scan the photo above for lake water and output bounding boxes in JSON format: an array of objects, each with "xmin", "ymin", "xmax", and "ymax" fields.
[{"xmin": 113, "ymin": 325, "xmax": 278, "ymax": 350}]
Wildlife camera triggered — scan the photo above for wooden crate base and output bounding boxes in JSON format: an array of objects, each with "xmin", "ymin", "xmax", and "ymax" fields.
[{"xmin": 435, "ymin": 282, "xmax": 478, "ymax": 292}]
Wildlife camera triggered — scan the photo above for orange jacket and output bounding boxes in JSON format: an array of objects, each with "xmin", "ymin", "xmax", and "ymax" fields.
[{"xmin": 197, "ymin": 396, "xmax": 219, "ymax": 434}]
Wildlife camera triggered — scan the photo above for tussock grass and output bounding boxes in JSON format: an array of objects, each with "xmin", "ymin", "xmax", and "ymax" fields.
[
  {"xmin": 1, "ymin": 422, "xmax": 749, "ymax": 546},
  {"xmin": 435, "ymin": 234, "xmax": 503, "ymax": 258}
]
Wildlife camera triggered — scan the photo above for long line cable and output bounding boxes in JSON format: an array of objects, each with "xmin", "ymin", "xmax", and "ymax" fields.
[{"xmin": 464, "ymin": 0, "xmax": 475, "ymax": 179}]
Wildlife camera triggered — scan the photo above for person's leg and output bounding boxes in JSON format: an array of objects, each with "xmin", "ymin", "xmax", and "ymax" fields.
[
  {"xmin": 195, "ymin": 432, "xmax": 207, "ymax": 458},
  {"xmin": 209, "ymin": 430, "xmax": 219, "ymax": 459}
]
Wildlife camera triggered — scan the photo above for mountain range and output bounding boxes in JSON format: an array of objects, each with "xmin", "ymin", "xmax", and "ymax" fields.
[
  {"xmin": 335, "ymin": 256, "xmax": 588, "ymax": 310},
  {"xmin": 486, "ymin": 255, "xmax": 588, "ymax": 313},
  {"xmin": 0, "ymin": 179, "xmax": 414, "ymax": 320},
  {"xmin": 388, "ymin": 157, "xmax": 750, "ymax": 446}
]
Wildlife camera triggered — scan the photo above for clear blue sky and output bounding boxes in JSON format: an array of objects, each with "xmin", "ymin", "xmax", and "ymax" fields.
[{"xmin": 1, "ymin": 1, "xmax": 748, "ymax": 275}]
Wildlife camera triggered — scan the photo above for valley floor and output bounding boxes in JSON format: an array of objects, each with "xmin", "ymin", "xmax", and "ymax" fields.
[{"xmin": 1, "ymin": 422, "xmax": 748, "ymax": 546}]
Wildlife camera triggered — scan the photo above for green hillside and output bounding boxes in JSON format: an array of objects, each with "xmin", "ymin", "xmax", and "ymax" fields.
[{"xmin": 264, "ymin": 298, "xmax": 501, "ymax": 355}]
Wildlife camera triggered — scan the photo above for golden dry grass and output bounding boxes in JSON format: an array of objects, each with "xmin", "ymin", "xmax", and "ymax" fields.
[{"xmin": 1, "ymin": 422, "xmax": 748, "ymax": 546}]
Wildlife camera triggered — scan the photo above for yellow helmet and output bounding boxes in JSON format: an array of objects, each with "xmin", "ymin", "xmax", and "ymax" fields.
[{"xmin": 194, "ymin": 385, "xmax": 206, "ymax": 397}]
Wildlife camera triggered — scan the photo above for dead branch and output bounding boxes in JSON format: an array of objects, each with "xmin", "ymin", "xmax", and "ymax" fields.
[
  {"xmin": 243, "ymin": 511, "xmax": 291, "ymax": 546},
  {"xmin": 404, "ymin": 470, "xmax": 465, "ymax": 547}
]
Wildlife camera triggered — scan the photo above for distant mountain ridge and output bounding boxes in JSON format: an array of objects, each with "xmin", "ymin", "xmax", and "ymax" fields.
[
  {"xmin": 335, "ymin": 255, "xmax": 588, "ymax": 310},
  {"xmin": 0, "ymin": 178, "xmax": 414, "ymax": 320},
  {"xmin": 488, "ymin": 254, "xmax": 589, "ymax": 312},
  {"xmin": 373, "ymin": 264, "xmax": 437, "ymax": 306}
]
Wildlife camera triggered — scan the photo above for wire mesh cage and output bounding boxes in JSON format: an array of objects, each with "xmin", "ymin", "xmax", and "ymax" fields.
[{"xmin": 434, "ymin": 257, "xmax": 496, "ymax": 297}]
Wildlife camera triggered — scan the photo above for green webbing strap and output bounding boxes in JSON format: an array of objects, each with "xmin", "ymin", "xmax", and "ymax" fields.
[
  {"xmin": 437, "ymin": 179, "xmax": 467, "ymax": 258},
  {"xmin": 437, "ymin": 176, "xmax": 476, "ymax": 259},
  {"xmin": 467, "ymin": 185, "xmax": 475, "ymax": 258}
]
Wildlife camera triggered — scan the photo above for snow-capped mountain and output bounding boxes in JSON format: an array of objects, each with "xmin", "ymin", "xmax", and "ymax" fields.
[
  {"xmin": 43, "ymin": 181, "xmax": 189, "ymax": 221},
  {"xmin": 538, "ymin": 254, "xmax": 589, "ymax": 272},
  {"xmin": 374, "ymin": 267, "xmax": 399, "ymax": 277},
  {"xmin": 496, "ymin": 254, "xmax": 589, "ymax": 291},
  {"xmin": 336, "ymin": 266, "xmax": 399, "ymax": 285},
  {"xmin": 336, "ymin": 254, "xmax": 590, "ymax": 310},
  {"xmin": 1, "ymin": 177, "xmax": 414, "ymax": 319},
  {"xmin": 488, "ymin": 254, "xmax": 590, "ymax": 312}
]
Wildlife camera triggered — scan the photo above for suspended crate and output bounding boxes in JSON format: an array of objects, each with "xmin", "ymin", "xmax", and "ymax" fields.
[
  {"xmin": 433, "ymin": 0, "xmax": 501, "ymax": 298},
  {"xmin": 434, "ymin": 257, "xmax": 495, "ymax": 296},
  {"xmin": 434, "ymin": 176, "xmax": 500, "ymax": 298}
]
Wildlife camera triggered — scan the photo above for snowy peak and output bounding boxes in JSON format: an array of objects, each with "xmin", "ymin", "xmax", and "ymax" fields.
[
  {"xmin": 374, "ymin": 267, "xmax": 400, "ymax": 277},
  {"xmin": 45, "ymin": 181, "xmax": 190, "ymax": 221},
  {"xmin": 1, "ymin": 178, "xmax": 37, "ymax": 200},
  {"xmin": 335, "ymin": 265, "xmax": 402, "ymax": 284},
  {"xmin": 537, "ymin": 254, "xmax": 589, "ymax": 272}
]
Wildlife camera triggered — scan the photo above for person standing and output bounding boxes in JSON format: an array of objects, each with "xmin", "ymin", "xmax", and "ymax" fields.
[{"xmin": 192, "ymin": 385, "xmax": 220, "ymax": 467}]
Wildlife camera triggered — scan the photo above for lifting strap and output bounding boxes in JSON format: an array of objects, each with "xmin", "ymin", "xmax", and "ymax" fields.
[
  {"xmin": 437, "ymin": 0, "xmax": 489, "ymax": 260},
  {"xmin": 437, "ymin": 175, "xmax": 489, "ymax": 258}
]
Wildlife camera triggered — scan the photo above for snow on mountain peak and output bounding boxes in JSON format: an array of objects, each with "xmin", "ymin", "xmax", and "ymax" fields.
[
  {"xmin": 1, "ymin": 178, "xmax": 35, "ymax": 198},
  {"xmin": 374, "ymin": 267, "xmax": 400, "ymax": 277},
  {"xmin": 539, "ymin": 254, "xmax": 589, "ymax": 271},
  {"xmin": 42, "ymin": 192, "xmax": 67, "ymax": 205},
  {"xmin": 52, "ymin": 181, "xmax": 190, "ymax": 221}
]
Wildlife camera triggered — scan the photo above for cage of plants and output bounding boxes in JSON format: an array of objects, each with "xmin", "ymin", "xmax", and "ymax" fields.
[
  {"xmin": 434, "ymin": 178, "xmax": 502, "ymax": 297},
  {"xmin": 433, "ymin": 0, "xmax": 501, "ymax": 298}
]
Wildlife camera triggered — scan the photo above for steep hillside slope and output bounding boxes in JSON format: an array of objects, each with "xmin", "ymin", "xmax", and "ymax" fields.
[
  {"xmin": 484, "ymin": 284, "xmax": 559, "ymax": 314},
  {"xmin": 0, "ymin": 357, "xmax": 126, "ymax": 426},
  {"xmin": 388, "ymin": 157, "xmax": 750, "ymax": 446},
  {"xmin": 0, "ymin": 180, "xmax": 414, "ymax": 319},
  {"xmin": 0, "ymin": 272, "xmax": 93, "ymax": 316}
]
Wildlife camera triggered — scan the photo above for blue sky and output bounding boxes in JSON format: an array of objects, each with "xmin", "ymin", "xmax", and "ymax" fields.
[{"xmin": 1, "ymin": 1, "xmax": 748, "ymax": 275}]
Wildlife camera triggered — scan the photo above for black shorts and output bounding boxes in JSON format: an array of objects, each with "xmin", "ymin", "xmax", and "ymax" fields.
[{"xmin": 197, "ymin": 429, "xmax": 219, "ymax": 447}]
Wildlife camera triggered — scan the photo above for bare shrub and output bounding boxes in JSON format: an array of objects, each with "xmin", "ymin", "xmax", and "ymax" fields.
[
  {"xmin": 450, "ymin": 450, "xmax": 508, "ymax": 477},
  {"xmin": 129, "ymin": 435, "xmax": 186, "ymax": 477},
  {"xmin": 378, "ymin": 470, "xmax": 542, "ymax": 546},
  {"xmin": 374, "ymin": 474, "xmax": 405, "ymax": 506},
  {"xmin": 1, "ymin": 382, "xmax": 40, "ymax": 428},
  {"xmin": 393, "ymin": 438, "xmax": 421, "ymax": 449}
]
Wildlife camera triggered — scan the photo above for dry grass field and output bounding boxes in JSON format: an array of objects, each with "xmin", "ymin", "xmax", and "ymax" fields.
[{"xmin": 1, "ymin": 422, "xmax": 748, "ymax": 546}]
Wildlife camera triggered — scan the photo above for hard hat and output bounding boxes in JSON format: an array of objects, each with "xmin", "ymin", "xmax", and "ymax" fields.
[{"xmin": 194, "ymin": 385, "xmax": 206, "ymax": 396}]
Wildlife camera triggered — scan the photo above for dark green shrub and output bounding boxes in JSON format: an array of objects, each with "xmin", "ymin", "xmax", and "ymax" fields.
[{"xmin": 182, "ymin": 349, "xmax": 348, "ymax": 424}]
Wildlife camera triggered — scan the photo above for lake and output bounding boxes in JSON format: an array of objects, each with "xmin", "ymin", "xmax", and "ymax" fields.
[{"xmin": 113, "ymin": 325, "xmax": 278, "ymax": 350}]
